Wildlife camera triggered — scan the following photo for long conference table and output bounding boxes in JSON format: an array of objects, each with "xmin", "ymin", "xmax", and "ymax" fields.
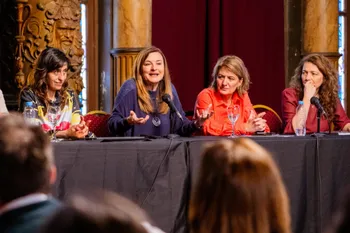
[{"xmin": 52, "ymin": 135, "xmax": 350, "ymax": 233}]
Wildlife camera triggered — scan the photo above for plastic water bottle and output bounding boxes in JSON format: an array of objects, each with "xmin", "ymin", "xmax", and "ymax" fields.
[
  {"xmin": 295, "ymin": 101, "xmax": 306, "ymax": 136},
  {"xmin": 23, "ymin": 102, "xmax": 36, "ymax": 125}
]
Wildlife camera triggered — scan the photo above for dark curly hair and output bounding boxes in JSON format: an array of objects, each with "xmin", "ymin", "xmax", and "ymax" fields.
[
  {"xmin": 289, "ymin": 54, "xmax": 339, "ymax": 122},
  {"xmin": 27, "ymin": 47, "xmax": 70, "ymax": 112}
]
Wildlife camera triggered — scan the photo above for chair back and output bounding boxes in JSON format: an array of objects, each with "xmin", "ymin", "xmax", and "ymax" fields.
[
  {"xmin": 185, "ymin": 110, "xmax": 194, "ymax": 121},
  {"xmin": 84, "ymin": 110, "xmax": 111, "ymax": 137},
  {"xmin": 253, "ymin": 104, "xmax": 282, "ymax": 134}
]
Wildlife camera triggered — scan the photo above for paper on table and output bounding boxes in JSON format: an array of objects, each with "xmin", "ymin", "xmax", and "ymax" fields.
[{"xmin": 338, "ymin": 131, "xmax": 350, "ymax": 135}]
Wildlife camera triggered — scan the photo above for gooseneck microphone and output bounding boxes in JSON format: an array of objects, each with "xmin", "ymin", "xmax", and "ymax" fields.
[
  {"xmin": 310, "ymin": 97, "xmax": 327, "ymax": 117},
  {"xmin": 162, "ymin": 94, "xmax": 183, "ymax": 122}
]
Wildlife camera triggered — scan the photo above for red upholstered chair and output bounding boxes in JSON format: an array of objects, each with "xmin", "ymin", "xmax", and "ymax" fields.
[
  {"xmin": 84, "ymin": 110, "xmax": 111, "ymax": 137},
  {"xmin": 253, "ymin": 104, "xmax": 283, "ymax": 134}
]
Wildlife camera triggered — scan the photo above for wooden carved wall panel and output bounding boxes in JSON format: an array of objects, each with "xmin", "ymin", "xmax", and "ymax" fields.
[
  {"xmin": 0, "ymin": 0, "xmax": 18, "ymax": 109},
  {"xmin": 16, "ymin": 0, "xmax": 84, "ymax": 94}
]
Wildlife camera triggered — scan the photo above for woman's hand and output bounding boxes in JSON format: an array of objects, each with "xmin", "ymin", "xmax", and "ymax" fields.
[
  {"xmin": 245, "ymin": 112, "xmax": 267, "ymax": 133},
  {"xmin": 342, "ymin": 123, "xmax": 350, "ymax": 132},
  {"xmin": 70, "ymin": 116, "xmax": 90, "ymax": 138},
  {"xmin": 57, "ymin": 116, "xmax": 90, "ymax": 139},
  {"xmin": 194, "ymin": 104, "xmax": 213, "ymax": 128},
  {"xmin": 303, "ymin": 80, "xmax": 317, "ymax": 102},
  {"xmin": 126, "ymin": 110, "xmax": 149, "ymax": 125}
]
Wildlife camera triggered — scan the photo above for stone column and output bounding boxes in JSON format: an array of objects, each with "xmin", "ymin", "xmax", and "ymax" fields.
[
  {"xmin": 110, "ymin": 0, "xmax": 152, "ymax": 95},
  {"xmin": 303, "ymin": 0, "xmax": 340, "ymax": 66}
]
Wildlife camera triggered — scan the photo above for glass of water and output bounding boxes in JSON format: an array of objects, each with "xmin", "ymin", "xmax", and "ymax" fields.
[
  {"xmin": 47, "ymin": 105, "xmax": 60, "ymax": 142},
  {"xmin": 227, "ymin": 105, "xmax": 240, "ymax": 138}
]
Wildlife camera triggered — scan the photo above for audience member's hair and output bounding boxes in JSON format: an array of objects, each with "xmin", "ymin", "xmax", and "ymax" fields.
[
  {"xmin": 41, "ymin": 191, "xmax": 151, "ymax": 233},
  {"xmin": 189, "ymin": 138, "xmax": 291, "ymax": 233},
  {"xmin": 0, "ymin": 113, "xmax": 53, "ymax": 204},
  {"xmin": 326, "ymin": 190, "xmax": 350, "ymax": 233}
]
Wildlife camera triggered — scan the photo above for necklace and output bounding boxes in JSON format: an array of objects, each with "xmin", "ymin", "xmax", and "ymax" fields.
[
  {"xmin": 152, "ymin": 116, "xmax": 161, "ymax": 127},
  {"xmin": 150, "ymin": 91, "xmax": 161, "ymax": 127}
]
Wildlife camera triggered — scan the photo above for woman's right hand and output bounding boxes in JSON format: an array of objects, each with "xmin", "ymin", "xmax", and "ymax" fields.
[
  {"xmin": 67, "ymin": 125, "xmax": 88, "ymax": 138},
  {"xmin": 126, "ymin": 110, "xmax": 149, "ymax": 125},
  {"xmin": 303, "ymin": 81, "xmax": 317, "ymax": 101}
]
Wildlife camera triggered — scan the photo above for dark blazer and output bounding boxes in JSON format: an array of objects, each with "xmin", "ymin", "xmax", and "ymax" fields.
[{"xmin": 0, "ymin": 198, "xmax": 61, "ymax": 233}]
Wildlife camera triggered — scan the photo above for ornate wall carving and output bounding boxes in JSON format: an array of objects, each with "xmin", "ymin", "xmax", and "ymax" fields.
[
  {"xmin": 0, "ymin": 0, "xmax": 18, "ymax": 109},
  {"xmin": 16, "ymin": 0, "xmax": 84, "ymax": 94}
]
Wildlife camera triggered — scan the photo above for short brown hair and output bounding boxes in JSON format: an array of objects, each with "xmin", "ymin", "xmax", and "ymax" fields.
[
  {"xmin": 0, "ymin": 113, "xmax": 53, "ymax": 203},
  {"xmin": 189, "ymin": 138, "xmax": 291, "ymax": 233},
  {"xmin": 42, "ymin": 191, "xmax": 150, "ymax": 233},
  {"xmin": 211, "ymin": 55, "xmax": 250, "ymax": 97}
]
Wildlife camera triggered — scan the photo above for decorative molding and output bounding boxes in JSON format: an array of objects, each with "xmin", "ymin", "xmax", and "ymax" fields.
[
  {"xmin": 110, "ymin": 47, "xmax": 143, "ymax": 96},
  {"xmin": 301, "ymin": 52, "xmax": 342, "ymax": 58}
]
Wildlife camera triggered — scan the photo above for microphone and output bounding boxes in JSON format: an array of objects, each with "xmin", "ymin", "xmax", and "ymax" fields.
[
  {"xmin": 162, "ymin": 94, "xmax": 183, "ymax": 122},
  {"xmin": 310, "ymin": 97, "xmax": 327, "ymax": 116}
]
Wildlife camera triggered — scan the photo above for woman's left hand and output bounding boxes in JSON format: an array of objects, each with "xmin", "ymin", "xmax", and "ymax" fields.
[
  {"xmin": 342, "ymin": 123, "xmax": 350, "ymax": 132},
  {"xmin": 71, "ymin": 116, "xmax": 90, "ymax": 138},
  {"xmin": 245, "ymin": 112, "xmax": 267, "ymax": 132}
]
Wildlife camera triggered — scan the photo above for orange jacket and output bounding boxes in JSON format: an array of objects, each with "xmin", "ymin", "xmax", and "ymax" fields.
[{"xmin": 194, "ymin": 88, "xmax": 269, "ymax": 136}]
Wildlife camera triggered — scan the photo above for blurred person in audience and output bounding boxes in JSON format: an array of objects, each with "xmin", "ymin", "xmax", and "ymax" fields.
[
  {"xmin": 19, "ymin": 47, "xmax": 91, "ymax": 139},
  {"xmin": 282, "ymin": 54, "xmax": 350, "ymax": 133},
  {"xmin": 41, "ymin": 191, "xmax": 164, "ymax": 233},
  {"xmin": 108, "ymin": 46, "xmax": 210, "ymax": 137},
  {"xmin": 0, "ymin": 89, "xmax": 8, "ymax": 114},
  {"xmin": 326, "ymin": 190, "xmax": 350, "ymax": 233},
  {"xmin": 194, "ymin": 55, "xmax": 269, "ymax": 136},
  {"xmin": 0, "ymin": 113, "xmax": 60, "ymax": 233},
  {"xmin": 189, "ymin": 138, "xmax": 291, "ymax": 233}
]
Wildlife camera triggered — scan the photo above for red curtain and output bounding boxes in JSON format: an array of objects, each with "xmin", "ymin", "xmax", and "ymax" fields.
[{"xmin": 153, "ymin": 0, "xmax": 285, "ymax": 115}]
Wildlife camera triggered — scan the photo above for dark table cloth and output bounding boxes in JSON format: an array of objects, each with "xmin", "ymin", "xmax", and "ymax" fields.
[{"xmin": 52, "ymin": 135, "xmax": 350, "ymax": 233}]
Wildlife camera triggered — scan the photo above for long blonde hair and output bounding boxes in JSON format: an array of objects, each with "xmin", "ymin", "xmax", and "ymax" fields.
[
  {"xmin": 189, "ymin": 138, "xmax": 291, "ymax": 233},
  {"xmin": 133, "ymin": 46, "xmax": 172, "ymax": 114}
]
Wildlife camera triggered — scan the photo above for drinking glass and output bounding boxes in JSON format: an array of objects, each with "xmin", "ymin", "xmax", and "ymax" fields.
[
  {"xmin": 47, "ymin": 105, "xmax": 60, "ymax": 142},
  {"xmin": 227, "ymin": 105, "xmax": 240, "ymax": 138}
]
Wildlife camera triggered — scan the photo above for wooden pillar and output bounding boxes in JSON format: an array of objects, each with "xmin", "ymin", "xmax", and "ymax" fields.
[
  {"xmin": 303, "ymin": 0, "xmax": 340, "ymax": 66},
  {"xmin": 110, "ymin": 0, "xmax": 152, "ymax": 99},
  {"xmin": 110, "ymin": 48, "xmax": 140, "ymax": 98}
]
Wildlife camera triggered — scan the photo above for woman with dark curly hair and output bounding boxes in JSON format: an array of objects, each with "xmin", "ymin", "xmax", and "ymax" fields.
[
  {"xmin": 282, "ymin": 54, "xmax": 350, "ymax": 134},
  {"xmin": 19, "ymin": 47, "xmax": 90, "ymax": 139}
]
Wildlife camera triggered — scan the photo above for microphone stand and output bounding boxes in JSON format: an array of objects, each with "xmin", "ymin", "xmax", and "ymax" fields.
[
  {"xmin": 312, "ymin": 109, "xmax": 326, "ymax": 137},
  {"xmin": 317, "ymin": 109, "xmax": 321, "ymax": 133},
  {"xmin": 170, "ymin": 111, "xmax": 175, "ymax": 134}
]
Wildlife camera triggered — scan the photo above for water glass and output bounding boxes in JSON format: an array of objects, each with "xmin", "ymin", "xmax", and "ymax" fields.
[
  {"xmin": 47, "ymin": 106, "xmax": 60, "ymax": 142},
  {"xmin": 227, "ymin": 105, "xmax": 240, "ymax": 138}
]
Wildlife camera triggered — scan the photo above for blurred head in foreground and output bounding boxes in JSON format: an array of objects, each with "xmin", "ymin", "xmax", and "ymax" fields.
[
  {"xmin": 42, "ymin": 191, "xmax": 164, "ymax": 233},
  {"xmin": 189, "ymin": 138, "xmax": 291, "ymax": 233},
  {"xmin": 0, "ymin": 113, "xmax": 55, "ymax": 204}
]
